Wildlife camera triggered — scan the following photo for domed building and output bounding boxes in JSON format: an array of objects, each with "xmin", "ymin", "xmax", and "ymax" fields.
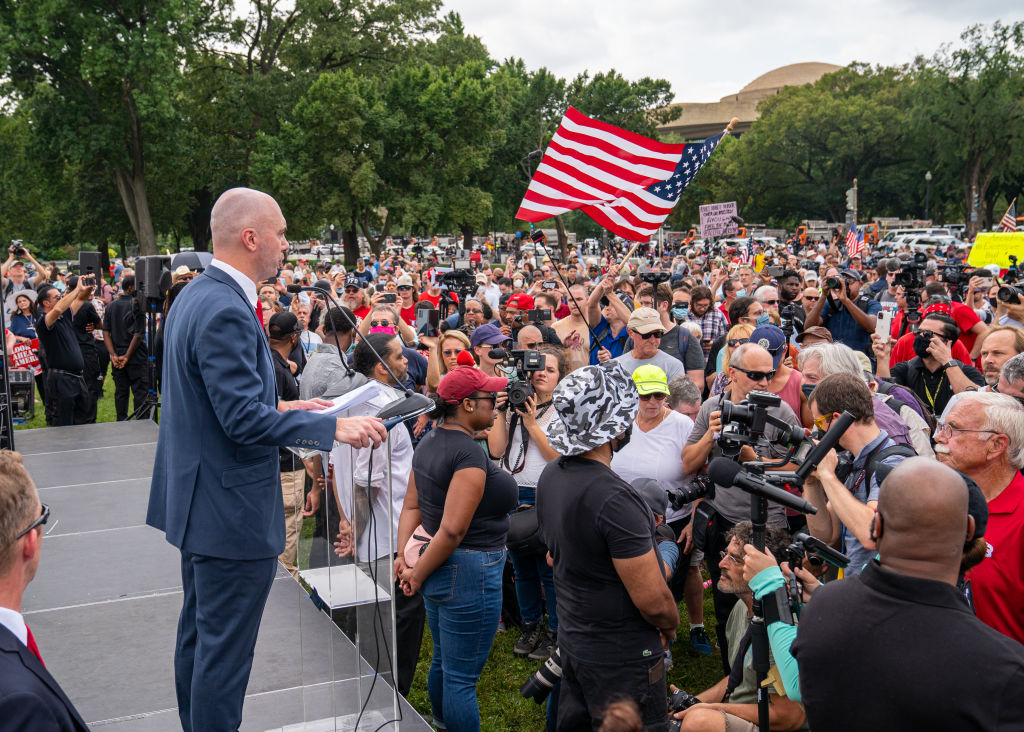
[{"xmin": 658, "ymin": 62, "xmax": 843, "ymax": 140}]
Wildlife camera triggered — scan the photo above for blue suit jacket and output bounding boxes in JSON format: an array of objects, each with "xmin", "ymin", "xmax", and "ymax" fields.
[
  {"xmin": 147, "ymin": 266, "xmax": 336, "ymax": 560},
  {"xmin": 0, "ymin": 625, "xmax": 89, "ymax": 731}
]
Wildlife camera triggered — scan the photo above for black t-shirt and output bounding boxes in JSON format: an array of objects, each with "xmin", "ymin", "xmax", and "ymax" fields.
[
  {"xmin": 272, "ymin": 349, "xmax": 301, "ymax": 470},
  {"xmin": 891, "ymin": 357, "xmax": 985, "ymax": 415},
  {"xmin": 537, "ymin": 456, "xmax": 662, "ymax": 665},
  {"xmin": 792, "ymin": 560, "xmax": 1024, "ymax": 731},
  {"xmin": 72, "ymin": 301, "xmax": 101, "ymax": 348},
  {"xmin": 36, "ymin": 309, "xmax": 85, "ymax": 373},
  {"xmin": 103, "ymin": 294, "xmax": 146, "ymax": 359},
  {"xmin": 413, "ymin": 427, "xmax": 517, "ymax": 551}
]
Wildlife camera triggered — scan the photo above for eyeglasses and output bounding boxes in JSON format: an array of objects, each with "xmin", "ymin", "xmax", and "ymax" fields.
[
  {"xmin": 732, "ymin": 366, "xmax": 776, "ymax": 383},
  {"xmin": 727, "ymin": 338, "xmax": 749, "ymax": 348},
  {"xmin": 465, "ymin": 308, "xmax": 483, "ymax": 314},
  {"xmin": 442, "ymin": 348, "xmax": 464, "ymax": 357},
  {"xmin": 719, "ymin": 550, "xmax": 744, "ymax": 566},
  {"xmin": 466, "ymin": 393, "xmax": 497, "ymax": 407},
  {"xmin": 934, "ymin": 421, "xmax": 999, "ymax": 440},
  {"xmin": 15, "ymin": 504, "xmax": 50, "ymax": 542},
  {"xmin": 637, "ymin": 331, "xmax": 665, "ymax": 340},
  {"xmin": 639, "ymin": 392, "xmax": 668, "ymax": 401}
]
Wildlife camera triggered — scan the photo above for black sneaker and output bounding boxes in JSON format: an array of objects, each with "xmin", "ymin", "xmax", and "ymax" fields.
[
  {"xmin": 514, "ymin": 621, "xmax": 542, "ymax": 657},
  {"xmin": 528, "ymin": 628, "xmax": 556, "ymax": 661}
]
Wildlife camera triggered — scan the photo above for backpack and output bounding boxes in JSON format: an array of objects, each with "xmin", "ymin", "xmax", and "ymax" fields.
[
  {"xmin": 876, "ymin": 375, "xmax": 937, "ymax": 432},
  {"xmin": 863, "ymin": 442, "xmax": 917, "ymax": 490},
  {"xmin": 676, "ymin": 324, "xmax": 690, "ymax": 361}
]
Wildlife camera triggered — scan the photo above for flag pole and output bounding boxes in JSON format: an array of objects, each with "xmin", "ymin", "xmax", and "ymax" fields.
[{"xmin": 619, "ymin": 240, "xmax": 643, "ymax": 270}]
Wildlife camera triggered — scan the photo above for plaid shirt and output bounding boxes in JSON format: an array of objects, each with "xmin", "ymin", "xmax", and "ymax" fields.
[{"xmin": 689, "ymin": 308, "xmax": 728, "ymax": 350}]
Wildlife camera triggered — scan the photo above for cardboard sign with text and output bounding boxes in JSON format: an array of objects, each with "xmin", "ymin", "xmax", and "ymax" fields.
[
  {"xmin": 967, "ymin": 232, "xmax": 1024, "ymax": 269},
  {"xmin": 699, "ymin": 202, "xmax": 739, "ymax": 239}
]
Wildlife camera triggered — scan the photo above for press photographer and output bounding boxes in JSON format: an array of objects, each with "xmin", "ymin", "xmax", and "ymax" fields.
[
  {"xmin": 802, "ymin": 373, "xmax": 915, "ymax": 575},
  {"xmin": 804, "ymin": 267, "xmax": 880, "ymax": 355},
  {"xmin": 668, "ymin": 522, "xmax": 807, "ymax": 732},
  {"xmin": 682, "ymin": 343, "xmax": 803, "ymax": 671}
]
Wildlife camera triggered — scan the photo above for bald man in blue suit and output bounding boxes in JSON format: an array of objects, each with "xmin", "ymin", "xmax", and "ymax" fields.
[{"xmin": 147, "ymin": 188, "xmax": 387, "ymax": 731}]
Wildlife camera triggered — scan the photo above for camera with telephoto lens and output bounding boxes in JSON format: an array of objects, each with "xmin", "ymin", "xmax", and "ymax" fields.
[
  {"xmin": 519, "ymin": 647, "xmax": 562, "ymax": 703},
  {"xmin": 894, "ymin": 252, "xmax": 927, "ymax": 290},
  {"xmin": 999, "ymin": 256, "xmax": 1023, "ymax": 304},
  {"xmin": 824, "ymin": 276, "xmax": 842, "ymax": 291},
  {"xmin": 667, "ymin": 475, "xmax": 714, "ymax": 511},
  {"xmin": 718, "ymin": 391, "xmax": 806, "ymax": 458}
]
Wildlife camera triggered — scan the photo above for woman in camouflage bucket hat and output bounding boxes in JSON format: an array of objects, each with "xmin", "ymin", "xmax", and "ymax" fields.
[{"xmin": 546, "ymin": 362, "xmax": 639, "ymax": 456}]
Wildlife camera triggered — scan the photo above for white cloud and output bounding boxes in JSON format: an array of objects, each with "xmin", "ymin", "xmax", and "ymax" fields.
[{"xmin": 443, "ymin": 0, "xmax": 1015, "ymax": 101}]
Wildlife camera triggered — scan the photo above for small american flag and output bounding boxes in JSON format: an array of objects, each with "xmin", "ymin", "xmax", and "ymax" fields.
[
  {"xmin": 516, "ymin": 107, "xmax": 728, "ymax": 242},
  {"xmin": 1000, "ymin": 198, "xmax": 1017, "ymax": 232},
  {"xmin": 845, "ymin": 223, "xmax": 864, "ymax": 258}
]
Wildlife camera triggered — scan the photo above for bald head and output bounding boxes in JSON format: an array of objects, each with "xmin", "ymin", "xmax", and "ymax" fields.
[
  {"xmin": 517, "ymin": 325, "xmax": 543, "ymax": 349},
  {"xmin": 876, "ymin": 458, "xmax": 969, "ymax": 579},
  {"xmin": 209, "ymin": 188, "xmax": 288, "ymax": 282}
]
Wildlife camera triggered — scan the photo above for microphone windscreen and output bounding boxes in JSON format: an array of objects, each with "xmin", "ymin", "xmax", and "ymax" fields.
[
  {"xmin": 708, "ymin": 457, "xmax": 742, "ymax": 487},
  {"xmin": 286, "ymin": 284, "xmax": 304, "ymax": 293}
]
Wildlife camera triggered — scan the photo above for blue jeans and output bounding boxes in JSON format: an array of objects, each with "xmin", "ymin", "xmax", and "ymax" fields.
[
  {"xmin": 509, "ymin": 486, "xmax": 558, "ymax": 630},
  {"xmin": 421, "ymin": 547, "xmax": 506, "ymax": 732}
]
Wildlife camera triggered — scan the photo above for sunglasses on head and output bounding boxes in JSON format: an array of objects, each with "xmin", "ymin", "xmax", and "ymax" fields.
[{"xmin": 733, "ymin": 365, "xmax": 776, "ymax": 382}]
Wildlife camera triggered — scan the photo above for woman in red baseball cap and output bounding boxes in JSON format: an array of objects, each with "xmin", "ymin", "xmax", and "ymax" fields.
[{"xmin": 395, "ymin": 353, "xmax": 517, "ymax": 731}]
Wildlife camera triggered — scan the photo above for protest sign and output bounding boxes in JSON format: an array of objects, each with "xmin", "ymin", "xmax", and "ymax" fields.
[
  {"xmin": 967, "ymin": 232, "xmax": 1024, "ymax": 269},
  {"xmin": 699, "ymin": 202, "xmax": 739, "ymax": 238}
]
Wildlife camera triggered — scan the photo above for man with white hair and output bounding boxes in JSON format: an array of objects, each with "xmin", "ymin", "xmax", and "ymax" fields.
[
  {"xmin": 934, "ymin": 390, "xmax": 1024, "ymax": 644},
  {"xmin": 753, "ymin": 285, "xmax": 779, "ymax": 314},
  {"xmin": 995, "ymin": 352, "xmax": 1024, "ymax": 404}
]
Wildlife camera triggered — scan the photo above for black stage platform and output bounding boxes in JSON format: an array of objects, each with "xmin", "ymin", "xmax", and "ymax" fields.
[{"xmin": 16, "ymin": 422, "xmax": 430, "ymax": 731}]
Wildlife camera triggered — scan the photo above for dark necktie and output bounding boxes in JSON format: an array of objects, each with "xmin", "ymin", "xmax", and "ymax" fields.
[{"xmin": 25, "ymin": 625, "xmax": 45, "ymax": 667}]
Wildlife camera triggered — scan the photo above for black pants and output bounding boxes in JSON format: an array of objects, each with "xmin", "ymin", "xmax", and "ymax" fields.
[
  {"xmin": 705, "ymin": 516, "xmax": 737, "ymax": 676},
  {"xmin": 80, "ymin": 343, "xmax": 105, "ymax": 424},
  {"xmin": 111, "ymin": 357, "xmax": 149, "ymax": 420},
  {"xmin": 45, "ymin": 370, "xmax": 90, "ymax": 426},
  {"xmin": 557, "ymin": 652, "xmax": 667, "ymax": 732}
]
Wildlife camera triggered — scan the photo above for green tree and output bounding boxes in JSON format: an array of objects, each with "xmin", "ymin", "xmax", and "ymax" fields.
[
  {"xmin": 911, "ymin": 20, "xmax": 1024, "ymax": 234},
  {"xmin": 0, "ymin": 0, "xmax": 220, "ymax": 254}
]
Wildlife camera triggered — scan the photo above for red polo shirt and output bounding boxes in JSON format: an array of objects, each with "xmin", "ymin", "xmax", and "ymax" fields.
[{"xmin": 967, "ymin": 470, "xmax": 1024, "ymax": 645}]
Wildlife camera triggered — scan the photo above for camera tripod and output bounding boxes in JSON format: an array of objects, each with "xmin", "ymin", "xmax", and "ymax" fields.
[{"xmin": 128, "ymin": 299, "xmax": 162, "ymax": 423}]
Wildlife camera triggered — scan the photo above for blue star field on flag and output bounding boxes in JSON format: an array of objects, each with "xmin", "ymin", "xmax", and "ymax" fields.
[{"xmin": 647, "ymin": 131, "xmax": 726, "ymax": 203}]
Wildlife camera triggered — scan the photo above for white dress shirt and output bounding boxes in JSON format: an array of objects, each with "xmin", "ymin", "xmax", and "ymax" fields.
[
  {"xmin": 0, "ymin": 606, "xmax": 28, "ymax": 647},
  {"xmin": 209, "ymin": 258, "xmax": 259, "ymax": 312}
]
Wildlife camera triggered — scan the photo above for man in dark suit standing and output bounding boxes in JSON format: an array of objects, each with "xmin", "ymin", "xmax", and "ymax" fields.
[
  {"xmin": 0, "ymin": 450, "xmax": 89, "ymax": 731},
  {"xmin": 146, "ymin": 187, "xmax": 387, "ymax": 732}
]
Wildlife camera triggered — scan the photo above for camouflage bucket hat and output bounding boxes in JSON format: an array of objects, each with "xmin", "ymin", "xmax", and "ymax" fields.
[{"xmin": 546, "ymin": 362, "xmax": 639, "ymax": 457}]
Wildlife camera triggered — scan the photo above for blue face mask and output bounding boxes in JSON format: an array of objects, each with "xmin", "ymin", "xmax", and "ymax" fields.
[
  {"xmin": 671, "ymin": 306, "xmax": 689, "ymax": 321},
  {"xmin": 735, "ymin": 289, "xmax": 746, "ymax": 297},
  {"xmin": 756, "ymin": 313, "xmax": 771, "ymax": 326}
]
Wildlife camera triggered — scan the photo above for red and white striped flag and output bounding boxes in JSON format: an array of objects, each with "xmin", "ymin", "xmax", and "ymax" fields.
[
  {"xmin": 845, "ymin": 223, "xmax": 864, "ymax": 258},
  {"xmin": 1000, "ymin": 198, "xmax": 1017, "ymax": 232},
  {"xmin": 516, "ymin": 107, "xmax": 728, "ymax": 242}
]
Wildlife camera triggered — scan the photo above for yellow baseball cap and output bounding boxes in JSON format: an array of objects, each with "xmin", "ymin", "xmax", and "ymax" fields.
[{"xmin": 632, "ymin": 364, "xmax": 669, "ymax": 395}]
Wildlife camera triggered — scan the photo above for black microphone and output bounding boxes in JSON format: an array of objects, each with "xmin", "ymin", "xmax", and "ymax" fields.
[
  {"xmin": 287, "ymin": 284, "xmax": 430, "ymax": 431},
  {"xmin": 708, "ymin": 458, "xmax": 817, "ymax": 515},
  {"xmin": 793, "ymin": 411, "xmax": 855, "ymax": 483}
]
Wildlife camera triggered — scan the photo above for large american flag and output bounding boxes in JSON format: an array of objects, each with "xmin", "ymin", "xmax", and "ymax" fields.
[
  {"xmin": 516, "ymin": 107, "xmax": 728, "ymax": 242},
  {"xmin": 1000, "ymin": 198, "xmax": 1017, "ymax": 232},
  {"xmin": 845, "ymin": 222, "xmax": 864, "ymax": 258}
]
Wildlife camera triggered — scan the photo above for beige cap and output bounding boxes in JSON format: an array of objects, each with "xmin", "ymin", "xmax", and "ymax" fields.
[
  {"xmin": 396, "ymin": 274, "xmax": 414, "ymax": 287},
  {"xmin": 627, "ymin": 307, "xmax": 664, "ymax": 334},
  {"xmin": 173, "ymin": 265, "xmax": 192, "ymax": 277}
]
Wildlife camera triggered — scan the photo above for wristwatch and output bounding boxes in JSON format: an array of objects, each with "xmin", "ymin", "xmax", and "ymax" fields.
[{"xmin": 945, "ymin": 360, "xmax": 960, "ymax": 370}]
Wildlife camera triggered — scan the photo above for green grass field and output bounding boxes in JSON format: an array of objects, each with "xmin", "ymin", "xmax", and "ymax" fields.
[{"xmin": 16, "ymin": 372, "xmax": 725, "ymax": 729}]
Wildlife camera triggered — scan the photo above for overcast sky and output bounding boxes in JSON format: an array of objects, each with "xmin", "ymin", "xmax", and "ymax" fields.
[{"xmin": 442, "ymin": 1, "xmax": 1016, "ymax": 102}]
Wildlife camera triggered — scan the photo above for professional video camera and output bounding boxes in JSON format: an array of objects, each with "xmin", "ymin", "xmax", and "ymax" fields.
[
  {"xmin": 893, "ymin": 252, "xmax": 927, "ymax": 290},
  {"xmin": 998, "ymin": 255, "xmax": 1023, "ymax": 304},
  {"xmin": 939, "ymin": 264, "xmax": 980, "ymax": 301},
  {"xmin": 519, "ymin": 647, "xmax": 562, "ymax": 704},
  {"xmin": 717, "ymin": 391, "xmax": 806, "ymax": 459},
  {"xmin": 778, "ymin": 302, "xmax": 802, "ymax": 342},
  {"xmin": 490, "ymin": 348, "xmax": 544, "ymax": 411}
]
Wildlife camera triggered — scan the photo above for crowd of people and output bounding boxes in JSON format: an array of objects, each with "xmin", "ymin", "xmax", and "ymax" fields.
[{"xmin": 4, "ymin": 217, "xmax": 1024, "ymax": 731}]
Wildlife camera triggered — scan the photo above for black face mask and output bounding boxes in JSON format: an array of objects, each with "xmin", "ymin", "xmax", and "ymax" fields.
[
  {"xmin": 989, "ymin": 297, "xmax": 999, "ymax": 309},
  {"xmin": 913, "ymin": 332, "xmax": 933, "ymax": 359},
  {"xmin": 612, "ymin": 425, "xmax": 633, "ymax": 453}
]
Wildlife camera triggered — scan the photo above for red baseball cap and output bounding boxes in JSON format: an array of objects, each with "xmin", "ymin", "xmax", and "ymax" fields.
[
  {"xmin": 437, "ymin": 365, "xmax": 508, "ymax": 404},
  {"xmin": 507, "ymin": 293, "xmax": 534, "ymax": 310}
]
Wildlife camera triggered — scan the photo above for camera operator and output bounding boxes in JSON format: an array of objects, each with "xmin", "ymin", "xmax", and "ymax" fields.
[
  {"xmin": 776, "ymin": 270, "xmax": 806, "ymax": 324},
  {"xmin": 682, "ymin": 343, "xmax": 803, "ymax": 671},
  {"xmin": 934, "ymin": 391, "xmax": 1024, "ymax": 644},
  {"xmin": 670, "ymin": 522, "xmax": 807, "ymax": 732},
  {"xmin": 873, "ymin": 312, "xmax": 985, "ymax": 417},
  {"xmin": 791, "ymin": 458, "xmax": 1024, "ymax": 732},
  {"xmin": 34, "ymin": 279, "xmax": 95, "ymax": 426},
  {"xmin": 803, "ymin": 373, "xmax": 915, "ymax": 575},
  {"xmin": 804, "ymin": 268, "xmax": 879, "ymax": 355},
  {"xmin": 487, "ymin": 345, "xmax": 567, "ymax": 662},
  {"xmin": 538, "ymin": 363, "xmax": 678, "ymax": 732},
  {"xmin": 2, "ymin": 243, "xmax": 43, "ymax": 317},
  {"xmin": 500, "ymin": 293, "xmax": 562, "ymax": 346}
]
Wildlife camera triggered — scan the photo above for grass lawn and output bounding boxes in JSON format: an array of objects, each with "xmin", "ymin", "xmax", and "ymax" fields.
[{"xmin": 16, "ymin": 372, "xmax": 726, "ymax": 729}]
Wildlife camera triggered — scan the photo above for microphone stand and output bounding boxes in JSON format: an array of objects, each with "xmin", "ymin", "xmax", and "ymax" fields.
[{"xmin": 287, "ymin": 285, "xmax": 432, "ymax": 429}]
